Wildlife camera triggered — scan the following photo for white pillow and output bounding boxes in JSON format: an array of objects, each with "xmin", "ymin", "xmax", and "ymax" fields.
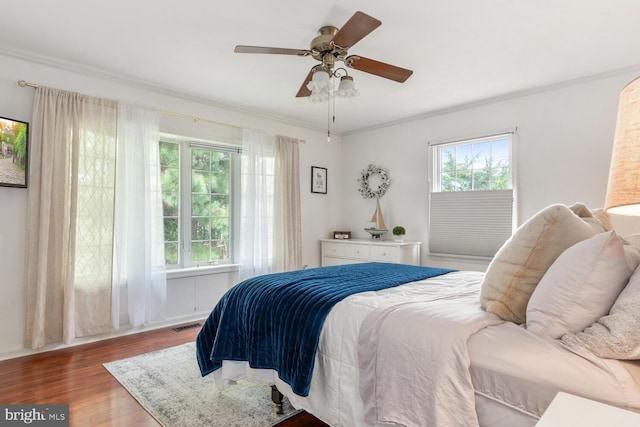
[
  {"xmin": 526, "ymin": 230, "xmax": 634, "ymax": 339},
  {"xmin": 480, "ymin": 203, "xmax": 611, "ymax": 324},
  {"xmin": 561, "ymin": 260, "xmax": 640, "ymax": 359}
]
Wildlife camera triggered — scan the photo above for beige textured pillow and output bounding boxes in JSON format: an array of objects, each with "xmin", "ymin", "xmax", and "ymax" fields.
[
  {"xmin": 561, "ymin": 260, "xmax": 640, "ymax": 360},
  {"xmin": 479, "ymin": 203, "xmax": 611, "ymax": 324}
]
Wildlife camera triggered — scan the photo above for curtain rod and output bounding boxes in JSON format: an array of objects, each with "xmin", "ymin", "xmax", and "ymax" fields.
[
  {"xmin": 157, "ymin": 110, "xmax": 306, "ymax": 144},
  {"xmin": 155, "ymin": 111, "xmax": 306, "ymax": 143},
  {"xmin": 158, "ymin": 109, "xmax": 242, "ymax": 130},
  {"xmin": 17, "ymin": 79, "xmax": 306, "ymax": 143},
  {"xmin": 18, "ymin": 80, "xmax": 38, "ymax": 89}
]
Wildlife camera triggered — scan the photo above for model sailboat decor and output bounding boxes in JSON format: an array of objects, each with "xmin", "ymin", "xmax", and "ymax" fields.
[
  {"xmin": 365, "ymin": 198, "xmax": 388, "ymax": 239},
  {"xmin": 358, "ymin": 164, "xmax": 391, "ymax": 239}
]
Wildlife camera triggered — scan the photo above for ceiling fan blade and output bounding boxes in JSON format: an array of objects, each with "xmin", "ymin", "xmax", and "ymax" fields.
[
  {"xmin": 345, "ymin": 55, "xmax": 413, "ymax": 83},
  {"xmin": 331, "ymin": 11, "xmax": 381, "ymax": 49},
  {"xmin": 296, "ymin": 67, "xmax": 316, "ymax": 97},
  {"xmin": 234, "ymin": 45, "xmax": 311, "ymax": 56}
]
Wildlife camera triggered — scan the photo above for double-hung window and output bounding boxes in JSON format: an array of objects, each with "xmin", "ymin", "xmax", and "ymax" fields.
[
  {"xmin": 429, "ymin": 131, "xmax": 515, "ymax": 258},
  {"xmin": 159, "ymin": 136, "xmax": 240, "ymax": 268}
]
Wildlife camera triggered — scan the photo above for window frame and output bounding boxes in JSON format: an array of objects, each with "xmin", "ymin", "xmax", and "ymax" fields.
[
  {"xmin": 428, "ymin": 129, "xmax": 517, "ymax": 259},
  {"xmin": 160, "ymin": 134, "xmax": 241, "ymax": 270},
  {"xmin": 431, "ymin": 132, "xmax": 514, "ymax": 193}
]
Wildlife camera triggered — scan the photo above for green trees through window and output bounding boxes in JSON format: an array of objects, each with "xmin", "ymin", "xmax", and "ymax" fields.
[
  {"xmin": 191, "ymin": 148, "xmax": 230, "ymax": 264},
  {"xmin": 160, "ymin": 141, "xmax": 180, "ymax": 264},
  {"xmin": 159, "ymin": 140, "xmax": 233, "ymax": 267},
  {"xmin": 438, "ymin": 137, "xmax": 510, "ymax": 192}
]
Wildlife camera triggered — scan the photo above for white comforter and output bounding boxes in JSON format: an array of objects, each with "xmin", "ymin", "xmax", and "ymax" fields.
[
  {"xmin": 358, "ymin": 294, "xmax": 502, "ymax": 427},
  {"xmin": 284, "ymin": 270, "xmax": 490, "ymax": 426}
]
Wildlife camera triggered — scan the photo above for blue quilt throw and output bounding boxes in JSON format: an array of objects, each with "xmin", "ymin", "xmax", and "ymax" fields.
[{"xmin": 196, "ymin": 262, "xmax": 456, "ymax": 396}]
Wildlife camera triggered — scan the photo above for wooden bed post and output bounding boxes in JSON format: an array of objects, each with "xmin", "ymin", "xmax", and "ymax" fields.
[{"xmin": 271, "ymin": 385, "xmax": 284, "ymax": 414}]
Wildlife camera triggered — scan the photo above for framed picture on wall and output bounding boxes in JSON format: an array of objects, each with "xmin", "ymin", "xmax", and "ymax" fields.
[
  {"xmin": 0, "ymin": 116, "xmax": 29, "ymax": 188},
  {"xmin": 311, "ymin": 166, "xmax": 327, "ymax": 194}
]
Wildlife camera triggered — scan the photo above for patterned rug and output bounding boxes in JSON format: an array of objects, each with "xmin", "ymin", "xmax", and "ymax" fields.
[{"xmin": 104, "ymin": 342, "xmax": 300, "ymax": 427}]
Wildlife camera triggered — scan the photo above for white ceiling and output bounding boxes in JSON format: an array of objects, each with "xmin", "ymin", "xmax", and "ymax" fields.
[{"xmin": 2, "ymin": 1, "xmax": 640, "ymax": 133}]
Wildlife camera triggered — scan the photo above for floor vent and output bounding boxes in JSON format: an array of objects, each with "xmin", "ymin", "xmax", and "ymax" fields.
[{"xmin": 172, "ymin": 322, "xmax": 202, "ymax": 332}]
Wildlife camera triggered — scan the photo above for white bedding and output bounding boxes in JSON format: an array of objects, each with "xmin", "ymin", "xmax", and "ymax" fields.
[
  {"xmin": 469, "ymin": 322, "xmax": 640, "ymax": 417},
  {"xmin": 358, "ymin": 288, "xmax": 503, "ymax": 427},
  {"xmin": 213, "ymin": 271, "xmax": 640, "ymax": 427}
]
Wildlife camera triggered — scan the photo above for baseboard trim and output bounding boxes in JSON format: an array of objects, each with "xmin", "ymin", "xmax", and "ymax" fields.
[{"xmin": 0, "ymin": 313, "xmax": 206, "ymax": 362}]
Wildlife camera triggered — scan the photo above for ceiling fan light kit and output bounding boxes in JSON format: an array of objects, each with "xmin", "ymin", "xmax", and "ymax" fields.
[
  {"xmin": 308, "ymin": 68, "xmax": 330, "ymax": 91},
  {"xmin": 234, "ymin": 11, "xmax": 413, "ymax": 141},
  {"xmin": 336, "ymin": 75, "xmax": 359, "ymax": 99},
  {"xmin": 306, "ymin": 67, "xmax": 359, "ymax": 103}
]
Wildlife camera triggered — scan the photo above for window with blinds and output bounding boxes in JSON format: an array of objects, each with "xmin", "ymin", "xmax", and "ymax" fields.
[{"xmin": 429, "ymin": 131, "xmax": 515, "ymax": 258}]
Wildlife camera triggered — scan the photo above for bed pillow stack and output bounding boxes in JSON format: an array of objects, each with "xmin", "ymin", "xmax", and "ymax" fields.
[
  {"xmin": 526, "ymin": 230, "xmax": 640, "ymax": 339},
  {"xmin": 479, "ymin": 203, "xmax": 612, "ymax": 324},
  {"xmin": 559, "ymin": 235, "xmax": 640, "ymax": 360}
]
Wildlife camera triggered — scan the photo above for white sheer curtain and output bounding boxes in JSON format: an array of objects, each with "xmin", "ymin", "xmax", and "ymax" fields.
[
  {"xmin": 238, "ymin": 130, "xmax": 302, "ymax": 280},
  {"xmin": 111, "ymin": 103, "xmax": 166, "ymax": 328},
  {"xmin": 238, "ymin": 129, "xmax": 276, "ymax": 280},
  {"xmin": 274, "ymin": 135, "xmax": 302, "ymax": 272},
  {"xmin": 25, "ymin": 87, "xmax": 117, "ymax": 348}
]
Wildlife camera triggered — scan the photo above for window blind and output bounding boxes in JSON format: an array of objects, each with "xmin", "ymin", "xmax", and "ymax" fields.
[{"xmin": 429, "ymin": 189, "xmax": 513, "ymax": 258}]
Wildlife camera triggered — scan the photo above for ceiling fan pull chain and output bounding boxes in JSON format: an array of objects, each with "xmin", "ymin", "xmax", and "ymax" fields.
[
  {"xmin": 332, "ymin": 88, "xmax": 337, "ymax": 124},
  {"xmin": 327, "ymin": 93, "xmax": 332, "ymax": 143}
]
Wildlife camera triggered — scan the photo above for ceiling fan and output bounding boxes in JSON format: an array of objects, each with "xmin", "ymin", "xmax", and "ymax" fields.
[{"xmin": 234, "ymin": 11, "xmax": 413, "ymax": 98}]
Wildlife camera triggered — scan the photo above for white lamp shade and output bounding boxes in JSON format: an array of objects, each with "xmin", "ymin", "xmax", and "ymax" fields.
[
  {"xmin": 605, "ymin": 76, "xmax": 640, "ymax": 215},
  {"xmin": 307, "ymin": 69, "xmax": 330, "ymax": 92},
  {"xmin": 309, "ymin": 88, "xmax": 331, "ymax": 103},
  {"xmin": 336, "ymin": 75, "xmax": 359, "ymax": 98}
]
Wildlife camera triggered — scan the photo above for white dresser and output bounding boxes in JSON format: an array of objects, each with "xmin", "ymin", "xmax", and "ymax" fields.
[{"xmin": 320, "ymin": 239, "xmax": 421, "ymax": 266}]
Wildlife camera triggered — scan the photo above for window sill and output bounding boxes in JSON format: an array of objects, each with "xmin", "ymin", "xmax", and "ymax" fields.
[{"xmin": 166, "ymin": 264, "xmax": 240, "ymax": 280}]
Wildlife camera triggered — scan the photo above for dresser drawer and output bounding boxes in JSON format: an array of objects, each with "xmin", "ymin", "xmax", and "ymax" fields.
[
  {"xmin": 323, "ymin": 242, "xmax": 347, "ymax": 257},
  {"xmin": 320, "ymin": 239, "xmax": 421, "ymax": 267},
  {"xmin": 370, "ymin": 246, "xmax": 400, "ymax": 262},
  {"xmin": 345, "ymin": 244, "xmax": 370, "ymax": 259}
]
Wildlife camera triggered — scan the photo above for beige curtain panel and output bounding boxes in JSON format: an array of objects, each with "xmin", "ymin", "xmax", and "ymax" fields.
[
  {"xmin": 274, "ymin": 135, "xmax": 302, "ymax": 272},
  {"xmin": 25, "ymin": 87, "xmax": 117, "ymax": 348}
]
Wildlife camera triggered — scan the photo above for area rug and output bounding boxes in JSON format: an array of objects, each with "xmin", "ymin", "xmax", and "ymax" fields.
[{"xmin": 104, "ymin": 342, "xmax": 300, "ymax": 427}]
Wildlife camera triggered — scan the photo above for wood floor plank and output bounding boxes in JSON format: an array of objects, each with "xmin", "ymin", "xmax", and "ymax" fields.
[{"xmin": 0, "ymin": 322, "xmax": 328, "ymax": 427}]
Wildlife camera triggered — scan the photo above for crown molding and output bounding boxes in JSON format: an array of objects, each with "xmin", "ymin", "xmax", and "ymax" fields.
[
  {"xmin": 344, "ymin": 63, "xmax": 640, "ymax": 136},
  {"xmin": 0, "ymin": 46, "xmax": 329, "ymax": 134}
]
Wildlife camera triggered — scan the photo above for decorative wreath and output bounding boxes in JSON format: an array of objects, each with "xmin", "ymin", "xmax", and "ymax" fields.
[{"xmin": 358, "ymin": 164, "xmax": 391, "ymax": 199}]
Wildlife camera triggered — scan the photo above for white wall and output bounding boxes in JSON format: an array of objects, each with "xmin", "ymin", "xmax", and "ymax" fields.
[
  {"xmin": 0, "ymin": 52, "xmax": 343, "ymax": 358},
  {"xmin": 341, "ymin": 69, "xmax": 640, "ymax": 271}
]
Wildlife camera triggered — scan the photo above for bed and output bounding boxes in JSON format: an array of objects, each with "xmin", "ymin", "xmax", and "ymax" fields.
[{"xmin": 196, "ymin": 203, "xmax": 640, "ymax": 427}]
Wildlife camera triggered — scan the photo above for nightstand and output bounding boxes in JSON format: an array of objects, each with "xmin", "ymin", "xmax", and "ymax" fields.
[{"xmin": 536, "ymin": 392, "xmax": 640, "ymax": 427}]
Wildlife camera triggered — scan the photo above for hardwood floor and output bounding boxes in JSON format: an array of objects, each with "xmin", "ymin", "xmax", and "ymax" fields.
[{"xmin": 0, "ymin": 322, "xmax": 328, "ymax": 427}]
